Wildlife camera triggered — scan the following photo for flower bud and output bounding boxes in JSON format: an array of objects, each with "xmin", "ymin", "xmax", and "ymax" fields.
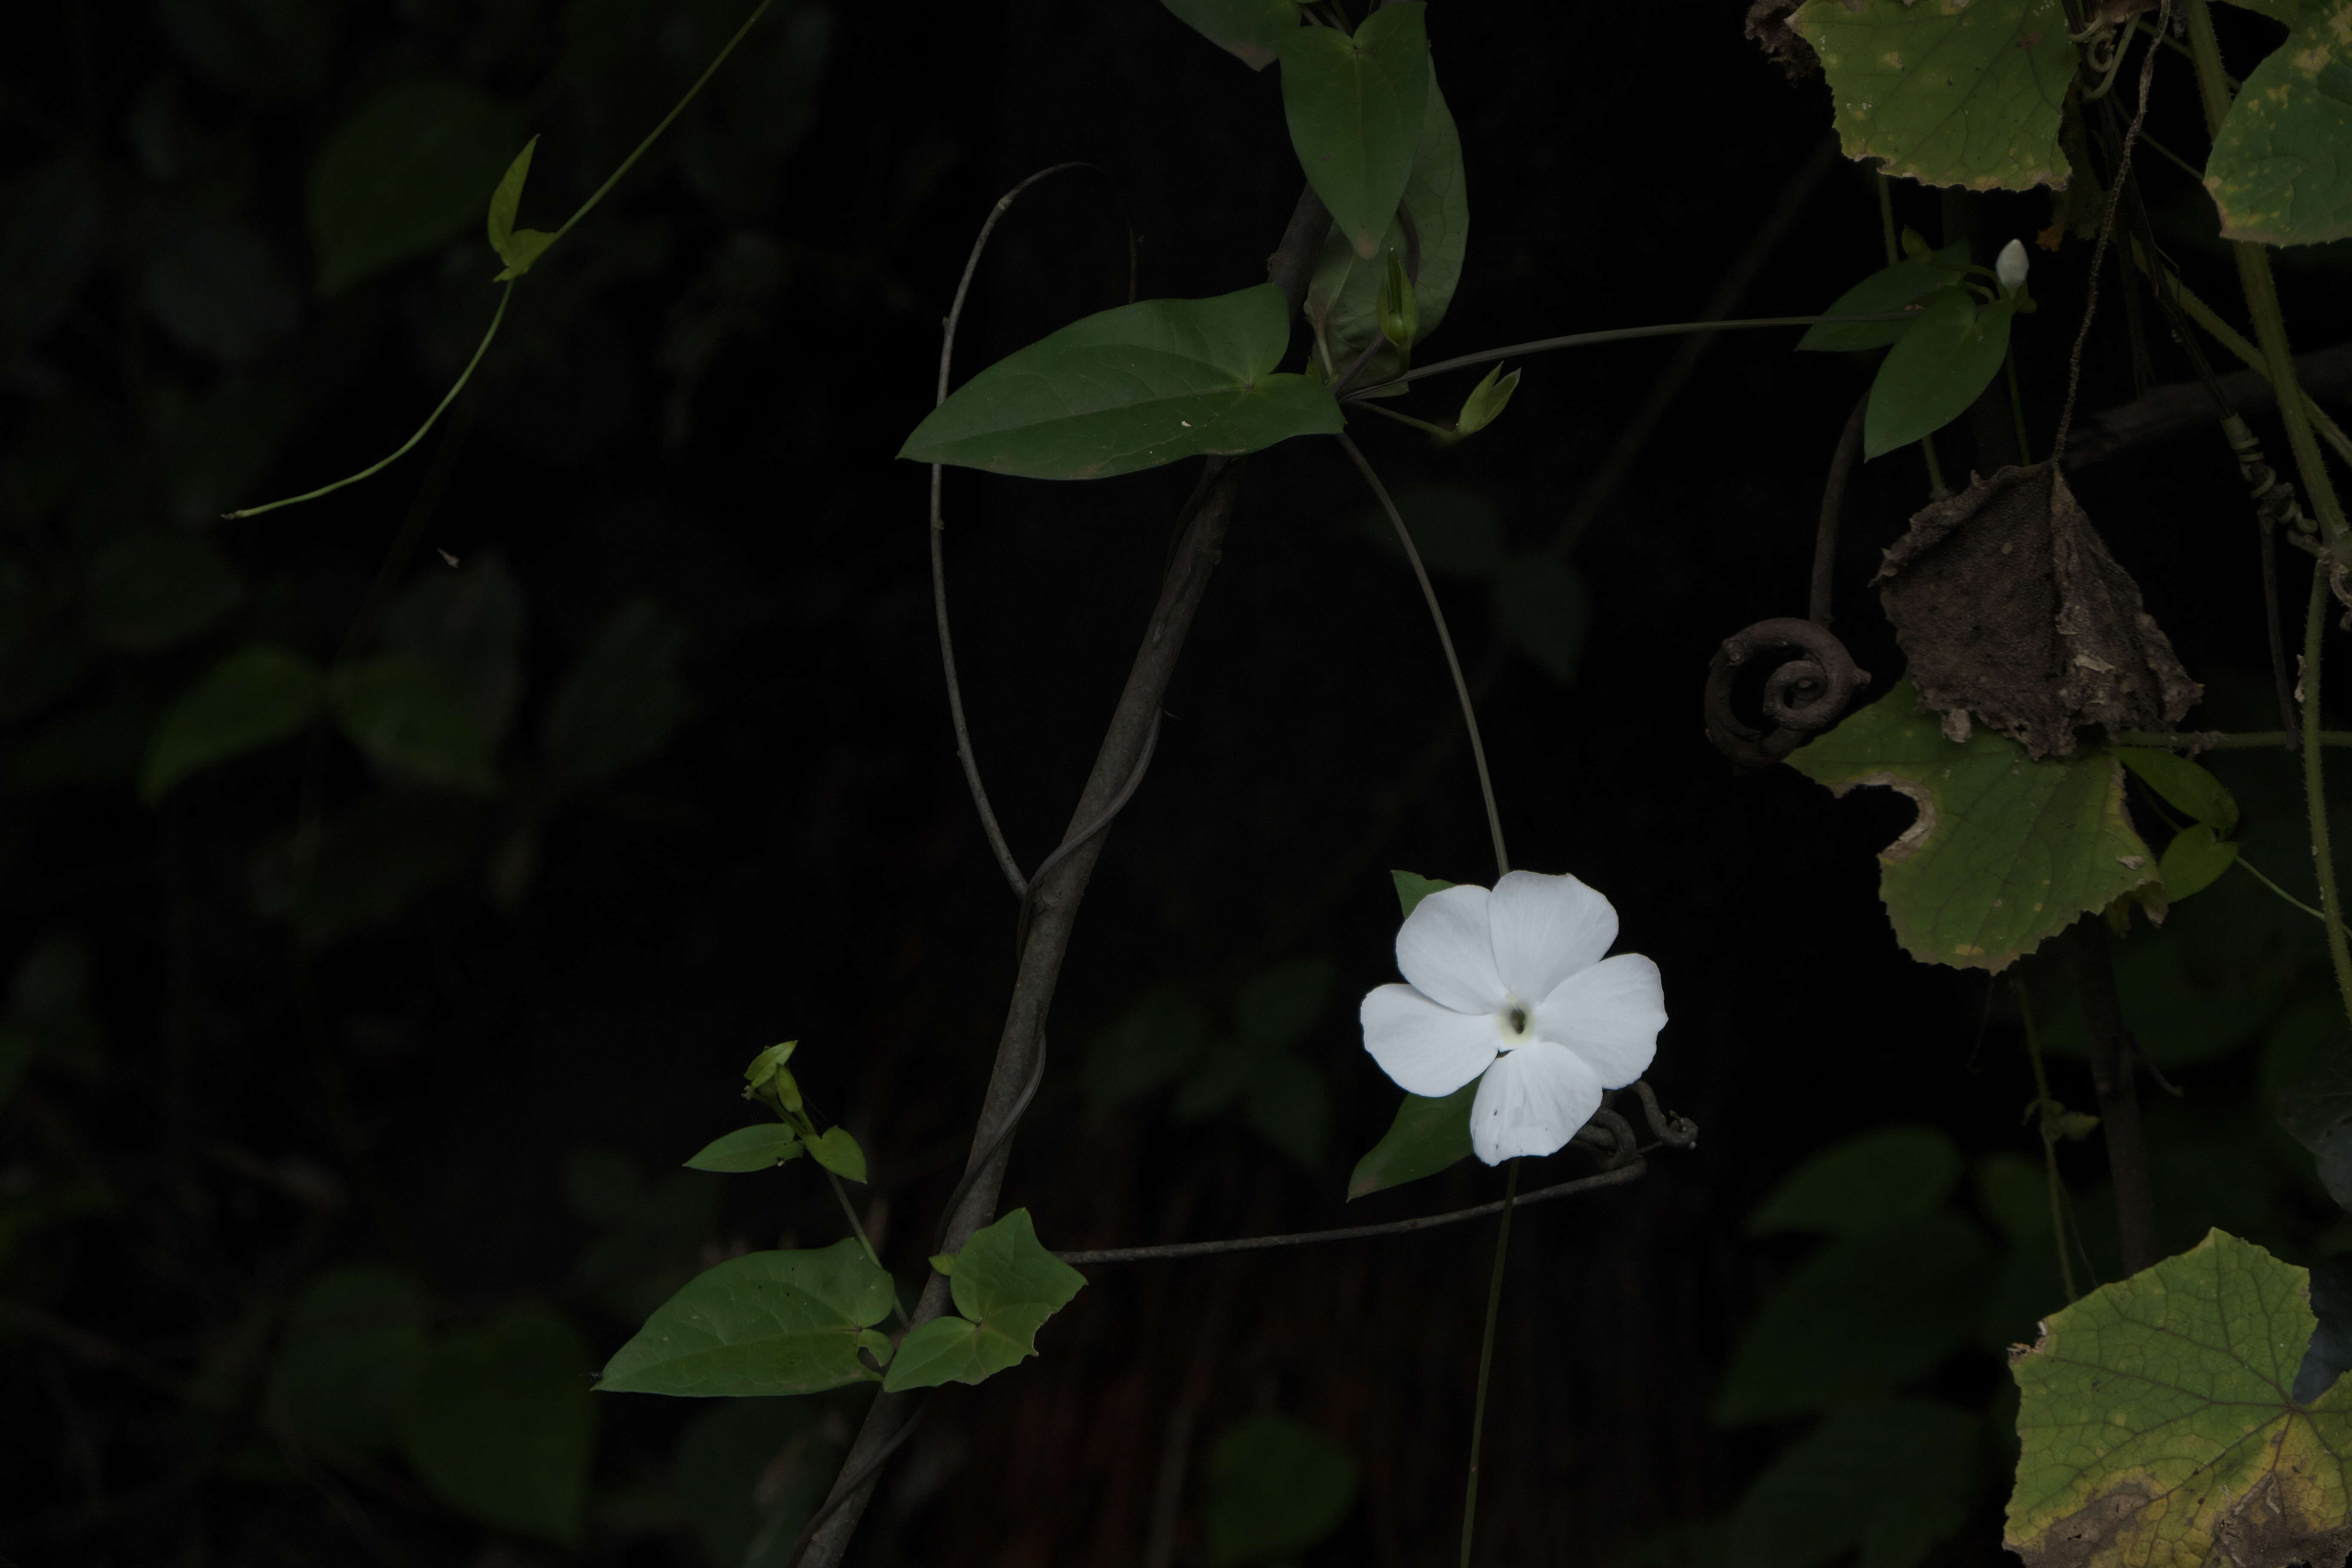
[
  {"xmin": 743, "ymin": 1040, "xmax": 805, "ymax": 1114},
  {"xmin": 1377, "ymin": 250, "xmax": 1419, "ymax": 354},
  {"xmin": 1454, "ymin": 364, "xmax": 1521, "ymax": 439},
  {"xmin": 1997, "ymin": 238, "xmax": 2030, "ymax": 297}
]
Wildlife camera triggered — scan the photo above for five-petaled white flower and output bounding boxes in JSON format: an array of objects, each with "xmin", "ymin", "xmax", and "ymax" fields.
[{"xmin": 1360, "ymin": 871, "xmax": 1667, "ymax": 1166}]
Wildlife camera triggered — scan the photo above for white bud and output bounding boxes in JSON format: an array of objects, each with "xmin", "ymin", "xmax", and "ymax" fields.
[{"xmin": 1997, "ymin": 238, "xmax": 2030, "ymax": 297}]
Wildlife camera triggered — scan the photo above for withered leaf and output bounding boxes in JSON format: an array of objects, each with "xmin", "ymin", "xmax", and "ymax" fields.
[
  {"xmin": 1875, "ymin": 462, "xmax": 2199, "ymax": 759},
  {"xmin": 1744, "ymin": 0, "xmax": 1819, "ymax": 80}
]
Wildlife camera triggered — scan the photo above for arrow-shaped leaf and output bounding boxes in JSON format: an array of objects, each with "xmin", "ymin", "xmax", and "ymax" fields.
[{"xmin": 898, "ymin": 284, "xmax": 1340, "ymax": 480}]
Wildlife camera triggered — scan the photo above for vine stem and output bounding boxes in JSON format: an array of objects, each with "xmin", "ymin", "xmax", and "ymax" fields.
[
  {"xmin": 789, "ymin": 181, "xmax": 1335, "ymax": 1568},
  {"xmin": 224, "ymin": 0, "xmax": 772, "ymax": 521},
  {"xmin": 2016, "ymin": 984, "xmax": 2079, "ymax": 1304},
  {"xmin": 1338, "ymin": 430, "xmax": 1510, "ymax": 877},
  {"xmin": 1359, "ymin": 312, "xmax": 1923, "ymax": 394},
  {"xmin": 224, "ymin": 285, "xmax": 511, "ymax": 520},
  {"xmin": 1058, "ymin": 1159, "xmax": 1645, "ymax": 1264},
  {"xmin": 1459, "ymin": 1159, "xmax": 1520, "ymax": 1568},
  {"xmin": 2182, "ymin": 0, "xmax": 2352, "ymax": 1029}
]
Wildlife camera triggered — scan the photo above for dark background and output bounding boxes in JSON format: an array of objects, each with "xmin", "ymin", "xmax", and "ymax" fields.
[{"xmin": 3, "ymin": 1, "xmax": 2348, "ymax": 1564}]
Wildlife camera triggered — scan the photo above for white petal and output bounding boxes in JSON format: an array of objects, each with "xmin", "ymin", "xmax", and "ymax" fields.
[
  {"xmin": 1361, "ymin": 983, "xmax": 1498, "ymax": 1097},
  {"xmin": 1396, "ymin": 884, "xmax": 1507, "ymax": 1013},
  {"xmin": 1486, "ymin": 870, "xmax": 1619, "ymax": 999},
  {"xmin": 1536, "ymin": 953, "xmax": 1666, "ymax": 1088},
  {"xmin": 1468, "ymin": 1041, "xmax": 1601, "ymax": 1164}
]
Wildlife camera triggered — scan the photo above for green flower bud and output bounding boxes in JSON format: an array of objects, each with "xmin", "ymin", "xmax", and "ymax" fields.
[
  {"xmin": 1453, "ymin": 364, "xmax": 1521, "ymax": 439},
  {"xmin": 1376, "ymin": 249, "xmax": 1419, "ymax": 355},
  {"xmin": 743, "ymin": 1040, "xmax": 805, "ymax": 1115}
]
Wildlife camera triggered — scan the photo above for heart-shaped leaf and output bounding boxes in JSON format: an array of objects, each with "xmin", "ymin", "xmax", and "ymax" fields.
[
  {"xmin": 1865, "ymin": 287, "xmax": 2016, "ymax": 459},
  {"xmin": 1276, "ymin": 3, "xmax": 1430, "ymax": 260},
  {"xmin": 1347, "ymin": 1081, "xmax": 1475, "ymax": 1199},
  {"xmin": 683, "ymin": 1124, "xmax": 803, "ymax": 1173},
  {"xmin": 597, "ymin": 1240, "xmax": 897, "ymax": 1396},
  {"xmin": 899, "ymin": 284, "xmax": 1339, "ymax": 480},
  {"xmin": 880, "ymin": 1210, "xmax": 1084, "ymax": 1392},
  {"xmin": 1160, "ymin": 0, "xmax": 1302, "ymax": 70}
]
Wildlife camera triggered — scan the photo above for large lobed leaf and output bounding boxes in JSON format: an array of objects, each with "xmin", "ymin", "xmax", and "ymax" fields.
[
  {"xmin": 1793, "ymin": 0, "xmax": 2079, "ymax": 190},
  {"xmin": 2007, "ymin": 1230, "xmax": 2352, "ymax": 1568},
  {"xmin": 597, "ymin": 1240, "xmax": 897, "ymax": 1396},
  {"xmin": 881, "ymin": 1209, "xmax": 1085, "ymax": 1392},
  {"xmin": 1788, "ymin": 679, "xmax": 2159, "ymax": 972},
  {"xmin": 2206, "ymin": 0, "xmax": 2352, "ymax": 245},
  {"xmin": 899, "ymin": 284, "xmax": 1340, "ymax": 480}
]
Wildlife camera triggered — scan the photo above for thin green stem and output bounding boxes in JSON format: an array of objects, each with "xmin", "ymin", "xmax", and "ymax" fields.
[
  {"xmin": 1877, "ymin": 172, "xmax": 1900, "ymax": 266},
  {"xmin": 225, "ymin": 285, "xmax": 511, "ymax": 519},
  {"xmin": 2112, "ymin": 729, "xmax": 2352, "ymax": 749},
  {"xmin": 1459, "ymin": 1158, "xmax": 1519, "ymax": 1568},
  {"xmin": 1338, "ymin": 431, "xmax": 1509, "ymax": 877},
  {"xmin": 826, "ymin": 1168, "xmax": 911, "ymax": 1330},
  {"xmin": 1357, "ymin": 400, "xmax": 1458, "ymax": 440},
  {"xmin": 543, "ymin": 0, "xmax": 773, "ymax": 253},
  {"xmin": 2232, "ymin": 849, "xmax": 2343, "ymax": 928},
  {"xmin": 2006, "ymin": 346, "xmax": 2034, "ymax": 467},
  {"xmin": 1357, "ymin": 312, "xmax": 1923, "ymax": 394},
  {"xmin": 2133, "ymin": 246, "xmax": 2352, "ymax": 471},
  {"xmin": 2016, "ymin": 984, "xmax": 2079, "ymax": 1304},
  {"xmin": 2301, "ymin": 567, "xmax": 2352, "ymax": 1027}
]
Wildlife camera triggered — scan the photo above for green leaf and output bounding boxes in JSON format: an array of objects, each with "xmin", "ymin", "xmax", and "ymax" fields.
[
  {"xmin": 1494, "ymin": 552, "xmax": 1589, "ymax": 685},
  {"xmin": 270, "ymin": 1264, "xmax": 431, "ymax": 1457},
  {"xmin": 806, "ymin": 1126, "xmax": 867, "ymax": 1183},
  {"xmin": 1865, "ymin": 287, "xmax": 2016, "ymax": 459},
  {"xmin": 1749, "ymin": 1126, "xmax": 1962, "ymax": 1239},
  {"xmin": 930, "ymin": 1253, "xmax": 956, "ymax": 1275},
  {"xmin": 1236, "ymin": 956, "xmax": 1336, "ymax": 1049},
  {"xmin": 396, "ymin": 1307, "xmax": 595, "ymax": 1546},
  {"xmin": 2114, "ymin": 747, "xmax": 2240, "ymax": 835},
  {"xmin": 248, "ymin": 789, "xmax": 485, "ymax": 944},
  {"xmin": 1084, "ymin": 987, "xmax": 1210, "ymax": 1111},
  {"xmin": 1242, "ymin": 1054, "xmax": 1331, "ymax": 1168},
  {"xmin": 880, "ymin": 1209, "xmax": 1085, "ymax": 1392},
  {"xmin": 1717, "ymin": 1212, "xmax": 1994, "ymax": 1424},
  {"xmin": 2206, "ymin": 6, "xmax": 2352, "ymax": 245},
  {"xmin": 1453, "ymin": 364, "xmax": 1519, "ymax": 438},
  {"xmin": 1390, "ymin": 869, "xmax": 1454, "ymax": 919},
  {"xmin": 1787, "ymin": 678, "xmax": 2160, "ymax": 972},
  {"xmin": 673, "ymin": 1399, "xmax": 838, "ymax": 1568},
  {"xmin": 1160, "ymin": 0, "xmax": 1302, "ymax": 69},
  {"xmin": 381, "ymin": 554, "xmax": 526, "ymax": 744},
  {"xmin": 2005, "ymin": 1230, "xmax": 2352, "ymax": 1568},
  {"xmin": 141, "ymin": 644, "xmax": 325, "ymax": 801},
  {"xmin": 597, "ymin": 1240, "xmax": 898, "ymax": 1396},
  {"xmin": 310, "ymin": 76, "xmax": 519, "ymax": 294},
  {"xmin": 1277, "ymin": 4, "xmax": 1430, "ymax": 260},
  {"xmin": 898, "ymin": 284, "xmax": 1341, "ymax": 480},
  {"xmin": 485, "ymin": 135, "xmax": 557, "ymax": 279},
  {"xmin": 1793, "ymin": 0, "xmax": 2079, "ymax": 191},
  {"xmin": 1348, "ymin": 1080, "xmax": 1476, "ymax": 1199},
  {"xmin": 83, "ymin": 530, "xmax": 245, "ymax": 652},
  {"xmin": 684, "ymin": 1124, "xmax": 804, "ymax": 1173},
  {"xmin": 1797, "ymin": 258, "xmax": 1964, "ymax": 352},
  {"xmin": 2159, "ymin": 823, "xmax": 2241, "ymax": 902},
  {"xmin": 329, "ymin": 657, "xmax": 498, "ymax": 792},
  {"xmin": 1204, "ymin": 1414, "xmax": 1360, "ymax": 1566},
  {"xmin": 1358, "ymin": 485, "xmax": 1504, "ymax": 578},
  {"xmin": 1731, "ymin": 1401, "xmax": 1978, "ymax": 1568},
  {"xmin": 744, "ymin": 1040, "xmax": 805, "ymax": 1115},
  {"xmin": 545, "ymin": 599, "xmax": 689, "ymax": 786},
  {"xmin": 1306, "ymin": 72, "xmax": 1465, "ymax": 387}
]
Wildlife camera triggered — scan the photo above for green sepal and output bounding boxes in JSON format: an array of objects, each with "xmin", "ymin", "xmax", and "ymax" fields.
[
  {"xmin": 742, "ymin": 1041, "xmax": 804, "ymax": 1114},
  {"xmin": 1452, "ymin": 364, "xmax": 1519, "ymax": 438},
  {"xmin": 1376, "ymin": 249, "xmax": 1418, "ymax": 353}
]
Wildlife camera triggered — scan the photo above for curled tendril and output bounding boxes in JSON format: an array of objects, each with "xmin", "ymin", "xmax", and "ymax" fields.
[{"xmin": 1703, "ymin": 616, "xmax": 1871, "ymax": 767}]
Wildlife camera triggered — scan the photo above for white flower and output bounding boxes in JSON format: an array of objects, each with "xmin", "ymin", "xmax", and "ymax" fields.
[
  {"xmin": 1360, "ymin": 870, "xmax": 1666, "ymax": 1166},
  {"xmin": 1996, "ymin": 238, "xmax": 2030, "ymax": 297}
]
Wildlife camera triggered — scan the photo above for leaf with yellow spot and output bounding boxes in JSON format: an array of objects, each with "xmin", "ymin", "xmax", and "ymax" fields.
[
  {"xmin": 1786, "ymin": 679, "xmax": 2159, "ymax": 972},
  {"xmin": 2206, "ymin": 0, "xmax": 2352, "ymax": 244},
  {"xmin": 1793, "ymin": 0, "xmax": 2080, "ymax": 190},
  {"xmin": 2006, "ymin": 1230, "xmax": 2352, "ymax": 1568}
]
